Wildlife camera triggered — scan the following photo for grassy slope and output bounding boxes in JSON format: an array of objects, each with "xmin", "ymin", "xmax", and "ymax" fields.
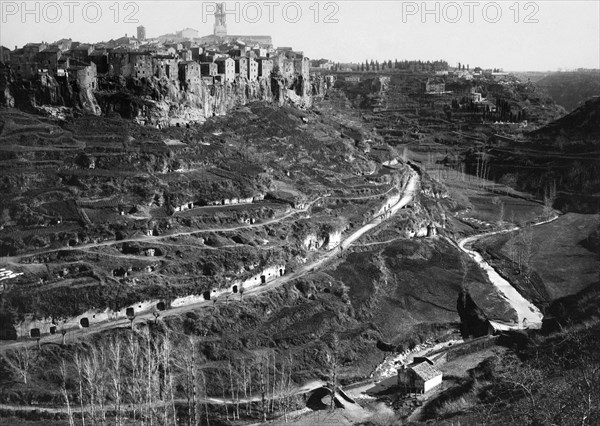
[{"xmin": 475, "ymin": 213, "xmax": 600, "ymax": 304}]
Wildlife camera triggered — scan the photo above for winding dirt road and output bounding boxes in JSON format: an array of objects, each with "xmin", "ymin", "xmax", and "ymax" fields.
[{"xmin": 457, "ymin": 215, "xmax": 560, "ymax": 330}]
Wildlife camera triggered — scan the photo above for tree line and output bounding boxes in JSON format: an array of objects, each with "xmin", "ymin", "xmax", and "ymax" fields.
[{"xmin": 0, "ymin": 323, "xmax": 342, "ymax": 425}]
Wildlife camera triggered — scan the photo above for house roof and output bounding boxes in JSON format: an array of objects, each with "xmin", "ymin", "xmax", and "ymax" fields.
[
  {"xmin": 410, "ymin": 361, "xmax": 442, "ymax": 382},
  {"xmin": 39, "ymin": 47, "xmax": 61, "ymax": 54}
]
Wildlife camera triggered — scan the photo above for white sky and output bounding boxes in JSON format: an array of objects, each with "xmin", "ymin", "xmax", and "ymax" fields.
[{"xmin": 1, "ymin": 0, "xmax": 599, "ymax": 71}]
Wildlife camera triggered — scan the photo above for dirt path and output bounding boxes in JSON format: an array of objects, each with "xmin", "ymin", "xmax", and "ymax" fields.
[
  {"xmin": 457, "ymin": 215, "xmax": 560, "ymax": 330},
  {"xmin": 3, "ymin": 199, "xmax": 322, "ymax": 267}
]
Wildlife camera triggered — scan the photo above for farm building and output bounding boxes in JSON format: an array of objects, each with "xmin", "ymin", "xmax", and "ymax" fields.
[{"xmin": 397, "ymin": 358, "xmax": 443, "ymax": 395}]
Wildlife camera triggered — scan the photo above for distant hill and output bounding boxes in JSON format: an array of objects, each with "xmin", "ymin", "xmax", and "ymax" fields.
[
  {"xmin": 480, "ymin": 97, "xmax": 600, "ymax": 213},
  {"xmin": 530, "ymin": 96, "xmax": 600, "ymax": 146},
  {"xmin": 536, "ymin": 70, "xmax": 600, "ymax": 111}
]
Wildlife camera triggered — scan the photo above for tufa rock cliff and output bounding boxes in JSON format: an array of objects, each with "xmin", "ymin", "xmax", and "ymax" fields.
[{"xmin": 0, "ymin": 64, "xmax": 335, "ymax": 125}]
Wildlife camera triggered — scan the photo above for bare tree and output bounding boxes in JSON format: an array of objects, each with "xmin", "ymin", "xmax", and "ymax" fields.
[
  {"xmin": 323, "ymin": 334, "xmax": 340, "ymax": 411},
  {"xmin": 257, "ymin": 352, "xmax": 270, "ymax": 422},
  {"xmin": 108, "ymin": 335, "xmax": 123, "ymax": 426},
  {"xmin": 3, "ymin": 347, "xmax": 34, "ymax": 385},
  {"xmin": 59, "ymin": 359, "xmax": 75, "ymax": 426},
  {"xmin": 279, "ymin": 353, "xmax": 296, "ymax": 422},
  {"xmin": 543, "ymin": 181, "xmax": 556, "ymax": 220},
  {"xmin": 494, "ymin": 353, "xmax": 545, "ymax": 425},
  {"xmin": 519, "ymin": 224, "xmax": 534, "ymax": 276},
  {"xmin": 82, "ymin": 345, "xmax": 99, "ymax": 423},
  {"xmin": 125, "ymin": 331, "xmax": 143, "ymax": 424},
  {"xmin": 73, "ymin": 351, "xmax": 86, "ymax": 426},
  {"xmin": 160, "ymin": 332, "xmax": 178, "ymax": 426}
]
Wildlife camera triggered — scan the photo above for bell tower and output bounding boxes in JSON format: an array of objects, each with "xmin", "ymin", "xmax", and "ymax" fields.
[{"xmin": 214, "ymin": 3, "xmax": 227, "ymax": 37}]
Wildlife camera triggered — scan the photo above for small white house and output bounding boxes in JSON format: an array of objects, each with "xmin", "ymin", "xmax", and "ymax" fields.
[{"xmin": 397, "ymin": 359, "xmax": 443, "ymax": 395}]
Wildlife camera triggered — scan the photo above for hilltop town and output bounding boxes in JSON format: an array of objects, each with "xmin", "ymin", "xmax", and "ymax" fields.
[{"xmin": 0, "ymin": 3, "xmax": 314, "ymax": 126}]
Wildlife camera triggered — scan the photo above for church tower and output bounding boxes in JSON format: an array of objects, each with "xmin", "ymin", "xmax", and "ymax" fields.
[{"xmin": 214, "ymin": 3, "xmax": 227, "ymax": 37}]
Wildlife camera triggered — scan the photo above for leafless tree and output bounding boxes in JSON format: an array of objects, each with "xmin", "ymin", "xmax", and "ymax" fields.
[
  {"xmin": 3, "ymin": 347, "xmax": 34, "ymax": 385},
  {"xmin": 160, "ymin": 332, "xmax": 178, "ymax": 426},
  {"xmin": 82, "ymin": 345, "xmax": 100, "ymax": 423},
  {"xmin": 108, "ymin": 335, "xmax": 123, "ymax": 426},
  {"xmin": 543, "ymin": 180, "xmax": 556, "ymax": 220},
  {"xmin": 125, "ymin": 331, "xmax": 143, "ymax": 424},
  {"xmin": 59, "ymin": 359, "xmax": 75, "ymax": 426},
  {"xmin": 73, "ymin": 351, "xmax": 86, "ymax": 426},
  {"xmin": 323, "ymin": 334, "xmax": 340, "ymax": 411},
  {"xmin": 494, "ymin": 353, "xmax": 545, "ymax": 425},
  {"xmin": 519, "ymin": 224, "xmax": 534, "ymax": 276}
]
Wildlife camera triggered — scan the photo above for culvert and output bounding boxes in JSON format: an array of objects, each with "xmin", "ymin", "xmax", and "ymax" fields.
[{"xmin": 80, "ymin": 318, "xmax": 89, "ymax": 328}]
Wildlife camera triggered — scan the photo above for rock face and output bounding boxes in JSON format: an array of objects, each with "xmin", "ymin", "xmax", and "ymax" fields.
[
  {"xmin": 456, "ymin": 289, "xmax": 490, "ymax": 338},
  {"xmin": 0, "ymin": 65, "xmax": 101, "ymax": 116},
  {"xmin": 1, "ymin": 65, "xmax": 334, "ymax": 125}
]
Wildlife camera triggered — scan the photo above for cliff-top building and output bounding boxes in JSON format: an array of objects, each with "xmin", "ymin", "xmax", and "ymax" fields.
[
  {"xmin": 198, "ymin": 2, "xmax": 273, "ymax": 47},
  {"xmin": 137, "ymin": 26, "xmax": 146, "ymax": 42}
]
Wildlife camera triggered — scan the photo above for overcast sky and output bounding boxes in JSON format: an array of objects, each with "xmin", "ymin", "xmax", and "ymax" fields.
[{"xmin": 1, "ymin": 0, "xmax": 599, "ymax": 71}]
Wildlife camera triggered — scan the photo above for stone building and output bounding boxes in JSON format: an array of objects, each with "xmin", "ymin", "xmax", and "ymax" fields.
[
  {"xmin": 424, "ymin": 79, "xmax": 446, "ymax": 94},
  {"xmin": 137, "ymin": 25, "xmax": 146, "ymax": 41},
  {"xmin": 190, "ymin": 46, "xmax": 204, "ymax": 61},
  {"xmin": 37, "ymin": 47, "xmax": 62, "ymax": 72},
  {"xmin": 70, "ymin": 45, "xmax": 93, "ymax": 62},
  {"xmin": 108, "ymin": 50, "xmax": 153, "ymax": 78},
  {"xmin": 0, "ymin": 46, "xmax": 10, "ymax": 64},
  {"xmin": 257, "ymin": 58, "xmax": 273, "ymax": 78},
  {"xmin": 89, "ymin": 49, "xmax": 109, "ymax": 74},
  {"xmin": 247, "ymin": 57, "xmax": 258, "ymax": 80},
  {"xmin": 68, "ymin": 60, "xmax": 97, "ymax": 90},
  {"xmin": 234, "ymin": 57, "xmax": 248, "ymax": 78},
  {"xmin": 293, "ymin": 57, "xmax": 310, "ymax": 79},
  {"xmin": 200, "ymin": 62, "xmax": 218, "ymax": 77},
  {"xmin": 397, "ymin": 359, "xmax": 443, "ymax": 395},
  {"xmin": 179, "ymin": 61, "xmax": 202, "ymax": 85},
  {"xmin": 152, "ymin": 55, "xmax": 179, "ymax": 81},
  {"xmin": 215, "ymin": 57, "xmax": 235, "ymax": 82}
]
